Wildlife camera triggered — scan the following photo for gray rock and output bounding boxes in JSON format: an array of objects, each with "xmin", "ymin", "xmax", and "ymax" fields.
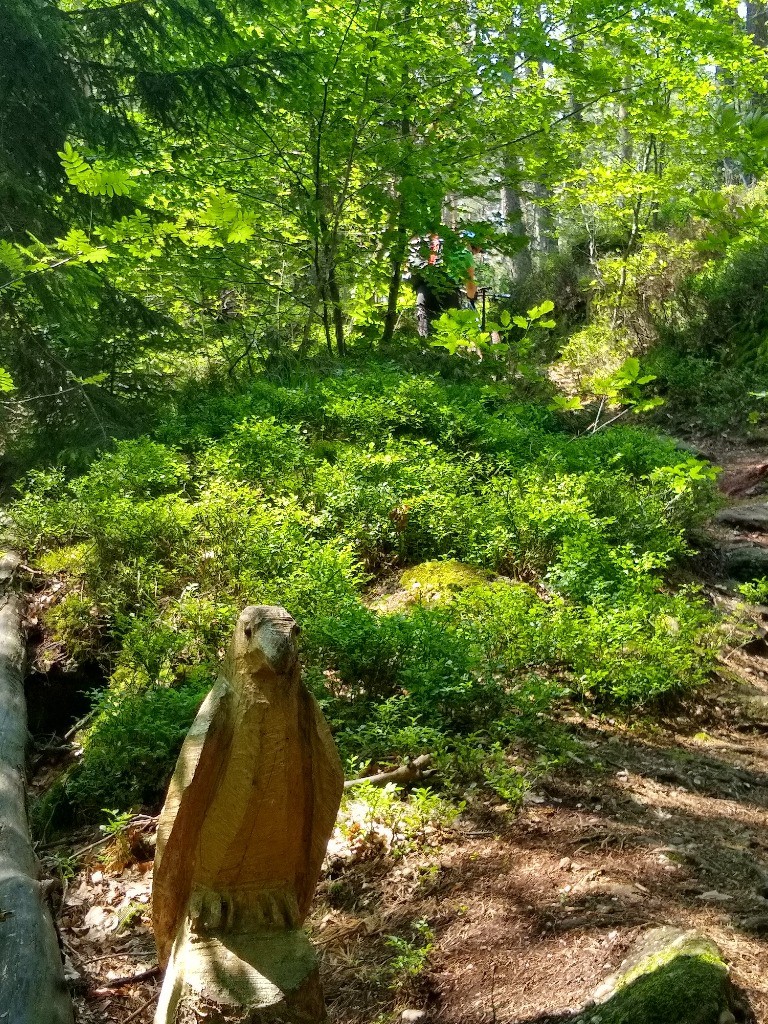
[
  {"xmin": 589, "ymin": 926, "xmax": 736, "ymax": 1024},
  {"xmin": 401, "ymin": 1011, "xmax": 428, "ymax": 1024},
  {"xmin": 672, "ymin": 438, "xmax": 710, "ymax": 459},
  {"xmin": 741, "ymin": 913, "xmax": 768, "ymax": 934},
  {"xmin": 722, "ymin": 544, "xmax": 768, "ymax": 580},
  {"xmin": 715, "ymin": 503, "xmax": 768, "ymax": 530}
]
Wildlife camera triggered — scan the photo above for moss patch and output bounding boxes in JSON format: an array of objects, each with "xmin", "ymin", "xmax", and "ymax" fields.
[
  {"xmin": 582, "ymin": 928, "xmax": 734, "ymax": 1024},
  {"xmin": 400, "ymin": 560, "xmax": 491, "ymax": 602},
  {"xmin": 38, "ymin": 542, "xmax": 90, "ymax": 576}
]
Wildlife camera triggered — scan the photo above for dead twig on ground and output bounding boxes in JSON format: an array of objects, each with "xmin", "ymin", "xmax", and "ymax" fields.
[
  {"xmin": 344, "ymin": 754, "xmax": 433, "ymax": 789},
  {"xmin": 121, "ymin": 994, "xmax": 157, "ymax": 1024},
  {"xmin": 100, "ymin": 966, "xmax": 160, "ymax": 989}
]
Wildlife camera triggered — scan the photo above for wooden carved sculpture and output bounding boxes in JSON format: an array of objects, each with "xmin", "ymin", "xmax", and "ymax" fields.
[{"xmin": 152, "ymin": 605, "xmax": 344, "ymax": 1024}]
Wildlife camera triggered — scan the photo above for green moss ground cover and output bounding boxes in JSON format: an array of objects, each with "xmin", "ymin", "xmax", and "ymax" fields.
[{"xmin": 580, "ymin": 930, "xmax": 734, "ymax": 1024}]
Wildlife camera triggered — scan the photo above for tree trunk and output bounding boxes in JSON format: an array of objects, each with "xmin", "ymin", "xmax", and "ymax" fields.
[
  {"xmin": 415, "ymin": 282, "xmax": 436, "ymax": 338},
  {"xmin": 382, "ymin": 229, "xmax": 405, "ymax": 347},
  {"xmin": 382, "ymin": 48, "xmax": 412, "ymax": 348},
  {"xmin": 499, "ymin": 46, "xmax": 533, "ymax": 281},
  {"xmin": 531, "ymin": 180, "xmax": 556, "ymax": 256},
  {"xmin": 530, "ymin": 60, "xmax": 556, "ymax": 256},
  {"xmin": 618, "ymin": 75, "xmax": 634, "ymax": 166},
  {"xmin": 326, "ymin": 259, "xmax": 346, "ymax": 356},
  {"xmin": 500, "ymin": 163, "xmax": 532, "ymax": 281},
  {"xmin": 747, "ymin": 1, "xmax": 768, "ymax": 45},
  {"xmin": 0, "ymin": 554, "xmax": 74, "ymax": 1024}
]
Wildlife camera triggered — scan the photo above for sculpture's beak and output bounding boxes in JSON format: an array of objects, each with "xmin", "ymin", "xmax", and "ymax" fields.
[{"xmin": 240, "ymin": 606, "xmax": 299, "ymax": 675}]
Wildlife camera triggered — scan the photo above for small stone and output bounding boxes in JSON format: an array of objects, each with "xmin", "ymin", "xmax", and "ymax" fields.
[
  {"xmin": 742, "ymin": 913, "xmax": 768, "ymax": 934},
  {"xmin": 718, "ymin": 1012, "xmax": 736, "ymax": 1024},
  {"xmin": 401, "ymin": 1011, "xmax": 427, "ymax": 1024},
  {"xmin": 559, "ymin": 857, "xmax": 572, "ymax": 870},
  {"xmin": 697, "ymin": 890, "xmax": 733, "ymax": 902}
]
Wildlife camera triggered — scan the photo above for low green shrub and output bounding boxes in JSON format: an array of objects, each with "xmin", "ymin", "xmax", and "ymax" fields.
[
  {"xmin": 313, "ymin": 439, "xmax": 481, "ymax": 565},
  {"xmin": 646, "ymin": 348, "xmax": 768, "ymax": 433},
  {"xmin": 66, "ymin": 673, "xmax": 210, "ymax": 816},
  {"xmin": 738, "ymin": 577, "xmax": 768, "ymax": 604},
  {"xmin": 12, "ymin": 355, "xmax": 721, "ymax": 814}
]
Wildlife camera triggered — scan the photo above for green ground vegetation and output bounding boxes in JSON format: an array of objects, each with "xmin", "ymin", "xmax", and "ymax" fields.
[
  {"xmin": 577, "ymin": 932, "xmax": 734, "ymax": 1024},
  {"xmin": 13, "ymin": 354, "xmax": 720, "ymax": 824}
]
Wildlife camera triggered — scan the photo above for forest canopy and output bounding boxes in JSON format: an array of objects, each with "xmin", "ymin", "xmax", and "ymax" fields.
[{"xmin": 3, "ymin": 0, "xmax": 768, "ymax": 422}]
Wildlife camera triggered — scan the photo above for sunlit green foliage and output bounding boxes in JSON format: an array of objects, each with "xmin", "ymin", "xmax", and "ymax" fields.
[
  {"xmin": 14, "ymin": 357, "xmax": 719, "ymax": 819},
  {"xmin": 4, "ymin": 0, "xmax": 766, "ymax": 838}
]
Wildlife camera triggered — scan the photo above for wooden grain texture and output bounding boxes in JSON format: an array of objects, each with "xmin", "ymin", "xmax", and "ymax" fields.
[
  {"xmin": 153, "ymin": 605, "xmax": 344, "ymax": 1023},
  {"xmin": 0, "ymin": 553, "xmax": 74, "ymax": 1024}
]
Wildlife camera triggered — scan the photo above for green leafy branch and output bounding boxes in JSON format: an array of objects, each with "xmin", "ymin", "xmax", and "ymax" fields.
[
  {"xmin": 58, "ymin": 141, "xmax": 133, "ymax": 198},
  {"xmin": 549, "ymin": 356, "xmax": 664, "ymax": 433},
  {"xmin": 430, "ymin": 299, "xmax": 556, "ymax": 379}
]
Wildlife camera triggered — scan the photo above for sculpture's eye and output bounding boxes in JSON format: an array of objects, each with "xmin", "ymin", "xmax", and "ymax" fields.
[{"xmin": 244, "ymin": 625, "xmax": 253, "ymax": 639}]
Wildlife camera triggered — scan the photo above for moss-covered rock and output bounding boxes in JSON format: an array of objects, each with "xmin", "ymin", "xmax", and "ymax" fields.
[
  {"xmin": 581, "ymin": 927, "xmax": 738, "ymax": 1024},
  {"xmin": 400, "ymin": 560, "xmax": 490, "ymax": 602}
]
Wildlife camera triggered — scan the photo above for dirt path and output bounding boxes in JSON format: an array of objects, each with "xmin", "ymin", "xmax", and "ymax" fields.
[
  {"xmin": 40, "ymin": 439, "xmax": 768, "ymax": 1024},
  {"xmin": 316, "ymin": 689, "xmax": 768, "ymax": 1023}
]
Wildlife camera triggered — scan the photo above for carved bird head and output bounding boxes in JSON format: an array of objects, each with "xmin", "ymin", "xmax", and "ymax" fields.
[{"xmin": 236, "ymin": 605, "xmax": 300, "ymax": 677}]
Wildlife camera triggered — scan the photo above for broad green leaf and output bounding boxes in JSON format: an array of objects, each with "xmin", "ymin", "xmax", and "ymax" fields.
[
  {"xmin": 527, "ymin": 299, "xmax": 555, "ymax": 320},
  {"xmin": 632, "ymin": 397, "xmax": 665, "ymax": 413},
  {"xmin": 618, "ymin": 357, "xmax": 641, "ymax": 382},
  {"xmin": 0, "ymin": 368, "xmax": 15, "ymax": 392},
  {"xmin": 549, "ymin": 395, "xmax": 583, "ymax": 411},
  {"xmin": 227, "ymin": 221, "xmax": 255, "ymax": 243},
  {"xmin": 80, "ymin": 247, "xmax": 111, "ymax": 263}
]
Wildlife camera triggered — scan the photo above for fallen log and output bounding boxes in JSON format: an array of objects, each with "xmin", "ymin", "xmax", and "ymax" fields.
[
  {"xmin": 0, "ymin": 553, "xmax": 74, "ymax": 1023},
  {"xmin": 344, "ymin": 753, "xmax": 434, "ymax": 789}
]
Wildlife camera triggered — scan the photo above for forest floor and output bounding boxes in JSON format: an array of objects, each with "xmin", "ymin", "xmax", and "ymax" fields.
[{"xmin": 30, "ymin": 437, "xmax": 768, "ymax": 1024}]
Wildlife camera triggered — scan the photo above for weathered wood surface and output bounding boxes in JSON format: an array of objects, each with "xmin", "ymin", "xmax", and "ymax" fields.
[
  {"xmin": 0, "ymin": 553, "xmax": 74, "ymax": 1024},
  {"xmin": 153, "ymin": 605, "xmax": 344, "ymax": 1024}
]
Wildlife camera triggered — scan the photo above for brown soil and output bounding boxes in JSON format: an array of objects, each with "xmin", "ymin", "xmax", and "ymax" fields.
[
  {"xmin": 317, "ymin": 688, "xmax": 768, "ymax": 1024},
  {"xmin": 37, "ymin": 439, "xmax": 768, "ymax": 1023}
]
